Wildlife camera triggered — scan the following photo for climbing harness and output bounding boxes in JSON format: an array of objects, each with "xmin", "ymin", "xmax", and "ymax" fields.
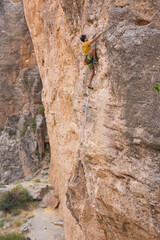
[
  {"xmin": 83, "ymin": 60, "xmax": 87, "ymax": 65},
  {"xmin": 83, "ymin": 54, "xmax": 93, "ymax": 67}
]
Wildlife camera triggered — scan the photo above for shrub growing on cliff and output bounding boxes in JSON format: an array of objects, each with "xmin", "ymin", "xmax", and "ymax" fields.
[
  {"xmin": 20, "ymin": 117, "xmax": 36, "ymax": 137},
  {"xmin": 20, "ymin": 126, "xmax": 27, "ymax": 137},
  {"xmin": 0, "ymin": 127, "xmax": 4, "ymax": 132},
  {"xmin": 38, "ymin": 105, "xmax": 44, "ymax": 115},
  {"xmin": 26, "ymin": 117, "xmax": 36, "ymax": 131},
  {"xmin": 8, "ymin": 130, "xmax": 17, "ymax": 136},
  {"xmin": 22, "ymin": 71, "xmax": 30, "ymax": 89},
  {"xmin": 0, "ymin": 233, "xmax": 25, "ymax": 240},
  {"xmin": 0, "ymin": 185, "xmax": 33, "ymax": 212},
  {"xmin": 33, "ymin": 164, "xmax": 42, "ymax": 173},
  {"xmin": 154, "ymin": 84, "xmax": 160, "ymax": 94}
]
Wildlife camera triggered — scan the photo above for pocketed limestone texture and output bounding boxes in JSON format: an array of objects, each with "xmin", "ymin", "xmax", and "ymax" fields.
[{"xmin": 23, "ymin": 0, "xmax": 160, "ymax": 239}]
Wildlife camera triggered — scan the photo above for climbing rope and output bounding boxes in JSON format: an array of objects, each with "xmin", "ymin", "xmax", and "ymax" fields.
[{"xmin": 81, "ymin": 67, "xmax": 115, "ymax": 240}]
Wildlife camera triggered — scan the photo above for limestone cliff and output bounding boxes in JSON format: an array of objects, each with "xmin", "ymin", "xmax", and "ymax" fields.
[
  {"xmin": 23, "ymin": 0, "xmax": 160, "ymax": 239},
  {"xmin": 0, "ymin": 0, "xmax": 36, "ymax": 127},
  {"xmin": 0, "ymin": 0, "xmax": 48, "ymax": 183}
]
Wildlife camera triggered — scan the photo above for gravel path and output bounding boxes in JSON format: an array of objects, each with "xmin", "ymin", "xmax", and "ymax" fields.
[{"xmin": 26, "ymin": 208, "xmax": 64, "ymax": 240}]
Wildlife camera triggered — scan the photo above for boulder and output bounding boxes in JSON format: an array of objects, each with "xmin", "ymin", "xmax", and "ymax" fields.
[{"xmin": 40, "ymin": 192, "xmax": 60, "ymax": 209}]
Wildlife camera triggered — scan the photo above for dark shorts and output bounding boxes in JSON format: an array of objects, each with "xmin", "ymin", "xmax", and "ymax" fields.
[{"xmin": 85, "ymin": 52, "xmax": 94, "ymax": 69}]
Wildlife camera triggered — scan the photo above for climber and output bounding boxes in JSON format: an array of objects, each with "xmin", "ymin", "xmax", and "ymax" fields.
[{"xmin": 80, "ymin": 31, "xmax": 102, "ymax": 89}]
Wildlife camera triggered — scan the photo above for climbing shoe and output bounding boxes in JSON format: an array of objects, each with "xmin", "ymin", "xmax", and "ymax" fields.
[
  {"xmin": 93, "ymin": 59, "xmax": 98, "ymax": 64},
  {"xmin": 88, "ymin": 85, "xmax": 94, "ymax": 90}
]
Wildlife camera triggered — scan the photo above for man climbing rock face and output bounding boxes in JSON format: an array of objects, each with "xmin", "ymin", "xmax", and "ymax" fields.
[{"xmin": 80, "ymin": 32, "xmax": 102, "ymax": 89}]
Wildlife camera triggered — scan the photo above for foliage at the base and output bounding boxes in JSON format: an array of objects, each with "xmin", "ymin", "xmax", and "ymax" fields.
[
  {"xmin": 11, "ymin": 208, "xmax": 21, "ymax": 216},
  {"xmin": 33, "ymin": 164, "xmax": 42, "ymax": 173},
  {"xmin": 0, "ymin": 233, "xmax": 25, "ymax": 240},
  {"xmin": 0, "ymin": 219, "xmax": 6, "ymax": 228},
  {"xmin": 0, "ymin": 185, "xmax": 33, "ymax": 212},
  {"xmin": 154, "ymin": 84, "xmax": 160, "ymax": 94}
]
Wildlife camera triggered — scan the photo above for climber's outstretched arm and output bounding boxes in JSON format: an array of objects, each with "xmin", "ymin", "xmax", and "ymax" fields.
[
  {"xmin": 92, "ymin": 33, "xmax": 96, "ymax": 39},
  {"xmin": 90, "ymin": 31, "xmax": 102, "ymax": 44}
]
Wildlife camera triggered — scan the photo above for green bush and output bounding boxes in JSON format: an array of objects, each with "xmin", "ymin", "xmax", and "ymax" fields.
[
  {"xmin": 26, "ymin": 117, "xmax": 36, "ymax": 131},
  {"xmin": 20, "ymin": 117, "xmax": 36, "ymax": 137},
  {"xmin": 154, "ymin": 84, "xmax": 160, "ymax": 94},
  {"xmin": 11, "ymin": 208, "xmax": 21, "ymax": 216},
  {"xmin": 0, "ymin": 219, "xmax": 6, "ymax": 228},
  {"xmin": 38, "ymin": 105, "xmax": 45, "ymax": 115},
  {"xmin": 0, "ymin": 185, "xmax": 33, "ymax": 212},
  {"xmin": 33, "ymin": 165, "xmax": 42, "ymax": 173},
  {"xmin": 15, "ymin": 116, "xmax": 20, "ymax": 123},
  {"xmin": 8, "ymin": 130, "xmax": 17, "ymax": 136},
  {"xmin": 0, "ymin": 127, "xmax": 4, "ymax": 132},
  {"xmin": 35, "ymin": 179, "xmax": 41, "ymax": 183},
  {"xmin": 20, "ymin": 126, "xmax": 27, "ymax": 137},
  {"xmin": 0, "ymin": 233, "xmax": 25, "ymax": 240}
]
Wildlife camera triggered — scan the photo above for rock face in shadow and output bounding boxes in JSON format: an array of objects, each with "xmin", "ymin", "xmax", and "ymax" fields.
[
  {"xmin": 0, "ymin": 67, "xmax": 47, "ymax": 183},
  {"xmin": 0, "ymin": 0, "xmax": 48, "ymax": 184},
  {"xmin": 0, "ymin": 0, "xmax": 36, "ymax": 127},
  {"xmin": 0, "ymin": 65, "xmax": 48, "ymax": 183},
  {"xmin": 23, "ymin": 0, "xmax": 160, "ymax": 239}
]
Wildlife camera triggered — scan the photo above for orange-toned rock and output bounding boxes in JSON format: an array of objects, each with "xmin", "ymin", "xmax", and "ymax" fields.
[
  {"xmin": 23, "ymin": 0, "xmax": 160, "ymax": 239},
  {"xmin": 41, "ymin": 192, "xmax": 60, "ymax": 209}
]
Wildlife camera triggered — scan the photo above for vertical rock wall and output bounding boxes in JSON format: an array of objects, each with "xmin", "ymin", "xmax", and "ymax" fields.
[
  {"xmin": 23, "ymin": 0, "xmax": 160, "ymax": 239},
  {"xmin": 0, "ymin": 0, "xmax": 48, "ymax": 183},
  {"xmin": 0, "ymin": 0, "xmax": 36, "ymax": 127}
]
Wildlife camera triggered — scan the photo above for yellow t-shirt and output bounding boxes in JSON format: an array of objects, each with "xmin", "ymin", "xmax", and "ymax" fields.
[{"xmin": 82, "ymin": 41, "xmax": 91, "ymax": 56}]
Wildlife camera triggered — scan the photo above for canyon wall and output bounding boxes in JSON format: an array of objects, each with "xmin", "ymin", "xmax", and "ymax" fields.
[
  {"xmin": 0, "ymin": 0, "xmax": 36, "ymax": 127},
  {"xmin": 0, "ymin": 0, "xmax": 48, "ymax": 183},
  {"xmin": 23, "ymin": 0, "xmax": 160, "ymax": 239}
]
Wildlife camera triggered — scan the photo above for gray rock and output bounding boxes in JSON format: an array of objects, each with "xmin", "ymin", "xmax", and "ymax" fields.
[
  {"xmin": 40, "ymin": 192, "xmax": 60, "ymax": 209},
  {"xmin": 0, "ymin": 0, "xmax": 34, "ymax": 126},
  {"xmin": 20, "ymin": 220, "xmax": 32, "ymax": 234},
  {"xmin": 0, "ymin": 131, "xmax": 24, "ymax": 184},
  {"xmin": 35, "ymin": 114, "xmax": 46, "ymax": 161},
  {"xmin": 3, "ymin": 221, "xmax": 11, "ymax": 229},
  {"xmin": 0, "ymin": 0, "xmax": 48, "ymax": 185},
  {"xmin": 29, "ymin": 184, "xmax": 49, "ymax": 200},
  {"xmin": 20, "ymin": 225, "xmax": 29, "ymax": 234},
  {"xmin": 19, "ymin": 125, "xmax": 39, "ymax": 174}
]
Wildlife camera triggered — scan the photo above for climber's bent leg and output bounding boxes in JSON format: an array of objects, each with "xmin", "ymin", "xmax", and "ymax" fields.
[
  {"xmin": 85, "ymin": 54, "xmax": 95, "ymax": 89},
  {"xmin": 90, "ymin": 48, "xmax": 98, "ymax": 64},
  {"xmin": 88, "ymin": 68, "xmax": 95, "ymax": 86}
]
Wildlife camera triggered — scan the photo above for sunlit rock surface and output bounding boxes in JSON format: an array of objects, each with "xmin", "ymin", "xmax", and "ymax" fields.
[{"xmin": 23, "ymin": 0, "xmax": 160, "ymax": 239}]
